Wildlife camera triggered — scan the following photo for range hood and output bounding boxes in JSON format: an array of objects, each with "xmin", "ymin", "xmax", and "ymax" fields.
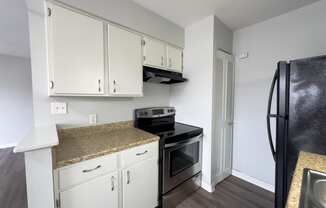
[{"xmin": 143, "ymin": 66, "xmax": 187, "ymax": 84}]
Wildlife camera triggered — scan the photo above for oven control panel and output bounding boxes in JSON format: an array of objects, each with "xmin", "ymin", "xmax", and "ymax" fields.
[{"xmin": 135, "ymin": 107, "xmax": 175, "ymax": 118}]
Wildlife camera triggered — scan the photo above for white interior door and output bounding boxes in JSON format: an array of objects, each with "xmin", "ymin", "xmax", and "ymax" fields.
[
  {"xmin": 166, "ymin": 45, "xmax": 183, "ymax": 72},
  {"xmin": 216, "ymin": 50, "xmax": 235, "ymax": 182},
  {"xmin": 48, "ymin": 4, "xmax": 104, "ymax": 95},
  {"xmin": 60, "ymin": 172, "xmax": 118, "ymax": 208},
  {"xmin": 143, "ymin": 37, "xmax": 166, "ymax": 69},
  {"xmin": 108, "ymin": 25, "xmax": 142, "ymax": 96}
]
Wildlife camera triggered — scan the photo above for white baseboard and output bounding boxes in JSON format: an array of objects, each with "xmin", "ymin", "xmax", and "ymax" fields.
[
  {"xmin": 201, "ymin": 172, "xmax": 230, "ymax": 193},
  {"xmin": 201, "ymin": 180, "xmax": 216, "ymax": 193},
  {"xmin": 0, "ymin": 142, "xmax": 17, "ymax": 149},
  {"xmin": 232, "ymin": 170, "xmax": 275, "ymax": 193}
]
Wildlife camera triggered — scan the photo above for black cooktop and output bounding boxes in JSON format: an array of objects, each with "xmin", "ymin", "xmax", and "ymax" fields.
[{"xmin": 145, "ymin": 122, "xmax": 203, "ymax": 144}]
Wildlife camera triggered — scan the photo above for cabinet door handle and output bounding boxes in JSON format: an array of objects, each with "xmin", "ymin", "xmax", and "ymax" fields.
[
  {"xmin": 111, "ymin": 176, "xmax": 115, "ymax": 191},
  {"xmin": 82, "ymin": 165, "xmax": 101, "ymax": 173},
  {"xmin": 127, "ymin": 170, "xmax": 131, "ymax": 184},
  {"xmin": 50, "ymin": 81, "xmax": 54, "ymax": 89},
  {"xmin": 169, "ymin": 58, "xmax": 172, "ymax": 68},
  {"xmin": 161, "ymin": 56, "xmax": 164, "ymax": 66},
  {"xmin": 136, "ymin": 150, "xmax": 148, "ymax": 156}
]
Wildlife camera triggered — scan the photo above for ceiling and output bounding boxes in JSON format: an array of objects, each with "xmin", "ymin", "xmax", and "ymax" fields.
[
  {"xmin": 0, "ymin": 0, "xmax": 30, "ymax": 58},
  {"xmin": 0, "ymin": 0, "xmax": 319, "ymax": 58},
  {"xmin": 132, "ymin": 0, "xmax": 319, "ymax": 30}
]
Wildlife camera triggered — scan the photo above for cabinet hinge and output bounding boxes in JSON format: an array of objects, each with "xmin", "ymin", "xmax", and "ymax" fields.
[
  {"xmin": 47, "ymin": 8, "xmax": 52, "ymax": 17},
  {"xmin": 141, "ymin": 40, "xmax": 146, "ymax": 46}
]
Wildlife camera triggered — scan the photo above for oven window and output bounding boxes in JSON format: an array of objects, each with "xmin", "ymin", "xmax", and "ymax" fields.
[{"xmin": 170, "ymin": 142, "xmax": 199, "ymax": 176}]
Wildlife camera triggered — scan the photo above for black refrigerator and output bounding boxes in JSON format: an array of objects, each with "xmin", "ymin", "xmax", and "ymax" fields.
[{"xmin": 266, "ymin": 55, "xmax": 326, "ymax": 208}]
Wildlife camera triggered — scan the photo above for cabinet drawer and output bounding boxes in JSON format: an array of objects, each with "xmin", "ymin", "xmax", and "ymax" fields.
[
  {"xmin": 121, "ymin": 142, "xmax": 158, "ymax": 168},
  {"xmin": 59, "ymin": 153, "xmax": 118, "ymax": 190}
]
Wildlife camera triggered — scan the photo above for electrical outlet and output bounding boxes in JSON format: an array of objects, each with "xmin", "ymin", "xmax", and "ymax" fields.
[
  {"xmin": 89, "ymin": 114, "xmax": 97, "ymax": 124},
  {"xmin": 51, "ymin": 102, "xmax": 67, "ymax": 114}
]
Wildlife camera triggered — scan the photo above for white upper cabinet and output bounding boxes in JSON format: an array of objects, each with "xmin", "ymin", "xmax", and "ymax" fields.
[
  {"xmin": 167, "ymin": 45, "xmax": 183, "ymax": 72},
  {"xmin": 143, "ymin": 37, "xmax": 167, "ymax": 69},
  {"xmin": 143, "ymin": 36, "xmax": 183, "ymax": 73},
  {"xmin": 61, "ymin": 172, "xmax": 118, "ymax": 208},
  {"xmin": 46, "ymin": 3, "xmax": 184, "ymax": 97},
  {"xmin": 47, "ymin": 4, "xmax": 104, "ymax": 95},
  {"xmin": 108, "ymin": 25, "xmax": 143, "ymax": 96}
]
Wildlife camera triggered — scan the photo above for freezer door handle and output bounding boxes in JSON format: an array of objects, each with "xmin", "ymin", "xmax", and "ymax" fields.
[{"xmin": 267, "ymin": 69, "xmax": 278, "ymax": 162}]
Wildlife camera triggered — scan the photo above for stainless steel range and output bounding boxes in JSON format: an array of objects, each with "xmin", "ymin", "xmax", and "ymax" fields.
[{"xmin": 134, "ymin": 107, "xmax": 203, "ymax": 208}]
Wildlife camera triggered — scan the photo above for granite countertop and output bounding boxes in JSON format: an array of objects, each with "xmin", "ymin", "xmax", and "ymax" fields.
[
  {"xmin": 286, "ymin": 151, "xmax": 326, "ymax": 208},
  {"xmin": 53, "ymin": 121, "xmax": 159, "ymax": 169}
]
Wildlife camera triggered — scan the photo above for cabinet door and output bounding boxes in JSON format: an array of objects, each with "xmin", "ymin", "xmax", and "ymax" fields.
[
  {"xmin": 122, "ymin": 158, "xmax": 158, "ymax": 208},
  {"xmin": 108, "ymin": 25, "xmax": 142, "ymax": 96},
  {"xmin": 167, "ymin": 45, "xmax": 183, "ymax": 72},
  {"xmin": 60, "ymin": 172, "xmax": 118, "ymax": 208},
  {"xmin": 48, "ymin": 4, "xmax": 104, "ymax": 95},
  {"xmin": 143, "ymin": 37, "xmax": 166, "ymax": 69}
]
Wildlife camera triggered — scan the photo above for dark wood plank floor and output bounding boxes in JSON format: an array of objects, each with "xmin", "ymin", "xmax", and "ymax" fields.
[
  {"xmin": 177, "ymin": 176, "xmax": 274, "ymax": 208},
  {"xmin": 0, "ymin": 148, "xmax": 27, "ymax": 208},
  {"xmin": 0, "ymin": 148, "xmax": 273, "ymax": 208}
]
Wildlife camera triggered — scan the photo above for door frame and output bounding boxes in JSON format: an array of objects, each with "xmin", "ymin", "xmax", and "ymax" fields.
[{"xmin": 213, "ymin": 49, "xmax": 235, "ymax": 184}]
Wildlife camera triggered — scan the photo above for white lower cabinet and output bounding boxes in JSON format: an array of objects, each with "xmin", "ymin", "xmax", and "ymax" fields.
[
  {"xmin": 122, "ymin": 158, "xmax": 158, "ymax": 208},
  {"xmin": 60, "ymin": 172, "xmax": 118, "ymax": 208},
  {"xmin": 55, "ymin": 142, "xmax": 158, "ymax": 208}
]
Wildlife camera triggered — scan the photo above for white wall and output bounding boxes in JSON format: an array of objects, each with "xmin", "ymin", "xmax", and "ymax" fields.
[
  {"xmin": 170, "ymin": 15, "xmax": 233, "ymax": 191},
  {"xmin": 232, "ymin": 0, "xmax": 326, "ymax": 187},
  {"xmin": 47, "ymin": 83, "xmax": 170, "ymax": 126},
  {"xmin": 214, "ymin": 16, "xmax": 233, "ymax": 54},
  {"xmin": 27, "ymin": 0, "xmax": 184, "ymax": 127},
  {"xmin": 0, "ymin": 54, "xmax": 33, "ymax": 147},
  {"xmin": 211, "ymin": 16, "xmax": 233, "ymax": 184},
  {"xmin": 170, "ymin": 16, "xmax": 215, "ymax": 190},
  {"xmin": 0, "ymin": 0, "xmax": 30, "ymax": 58}
]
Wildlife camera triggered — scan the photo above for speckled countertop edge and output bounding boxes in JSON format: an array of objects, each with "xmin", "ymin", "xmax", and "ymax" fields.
[
  {"xmin": 53, "ymin": 121, "xmax": 159, "ymax": 169},
  {"xmin": 286, "ymin": 151, "xmax": 326, "ymax": 208}
]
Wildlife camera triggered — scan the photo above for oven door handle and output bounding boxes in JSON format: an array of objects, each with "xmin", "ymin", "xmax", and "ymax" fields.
[{"xmin": 164, "ymin": 134, "xmax": 203, "ymax": 148}]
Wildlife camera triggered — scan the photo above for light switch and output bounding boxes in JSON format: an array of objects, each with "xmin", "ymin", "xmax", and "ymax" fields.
[{"xmin": 51, "ymin": 102, "xmax": 67, "ymax": 114}]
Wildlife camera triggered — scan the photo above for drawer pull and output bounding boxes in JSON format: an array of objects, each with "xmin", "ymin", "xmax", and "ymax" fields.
[
  {"xmin": 82, "ymin": 165, "xmax": 101, "ymax": 173},
  {"xmin": 136, "ymin": 150, "xmax": 148, "ymax": 156}
]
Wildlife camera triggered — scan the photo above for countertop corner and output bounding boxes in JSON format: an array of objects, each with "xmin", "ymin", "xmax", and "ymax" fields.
[
  {"xmin": 13, "ymin": 125, "xmax": 59, "ymax": 153},
  {"xmin": 286, "ymin": 151, "xmax": 326, "ymax": 208}
]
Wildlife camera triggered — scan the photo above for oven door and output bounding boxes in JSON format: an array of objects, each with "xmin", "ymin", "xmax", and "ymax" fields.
[{"xmin": 163, "ymin": 134, "xmax": 203, "ymax": 194}]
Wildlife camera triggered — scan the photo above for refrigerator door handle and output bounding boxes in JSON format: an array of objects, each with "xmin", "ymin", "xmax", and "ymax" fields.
[{"xmin": 267, "ymin": 69, "xmax": 278, "ymax": 162}]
